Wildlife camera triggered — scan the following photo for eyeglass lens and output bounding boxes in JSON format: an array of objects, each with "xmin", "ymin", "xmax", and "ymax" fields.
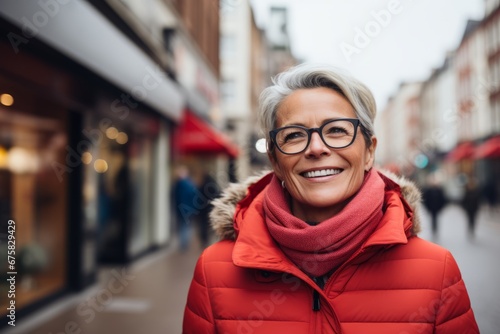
[{"xmin": 275, "ymin": 120, "xmax": 356, "ymax": 154}]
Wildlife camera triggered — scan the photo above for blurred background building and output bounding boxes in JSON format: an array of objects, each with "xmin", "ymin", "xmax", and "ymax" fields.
[
  {"xmin": 0, "ymin": 0, "xmax": 297, "ymax": 326},
  {"xmin": 219, "ymin": 2, "xmax": 296, "ymax": 180},
  {"xmin": 376, "ymin": 0, "xmax": 500, "ymax": 204},
  {"xmin": 0, "ymin": 0, "xmax": 499, "ymax": 332}
]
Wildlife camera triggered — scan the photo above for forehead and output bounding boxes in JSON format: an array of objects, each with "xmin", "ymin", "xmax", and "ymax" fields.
[{"xmin": 276, "ymin": 87, "xmax": 355, "ymax": 127}]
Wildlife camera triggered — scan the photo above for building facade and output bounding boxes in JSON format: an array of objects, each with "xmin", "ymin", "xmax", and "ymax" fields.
[
  {"xmin": 376, "ymin": 82, "xmax": 422, "ymax": 177},
  {"xmin": 219, "ymin": 2, "xmax": 297, "ymax": 180},
  {"xmin": 0, "ymin": 0, "xmax": 223, "ymax": 323},
  {"xmin": 219, "ymin": 0, "xmax": 254, "ymax": 181},
  {"xmin": 377, "ymin": 0, "xmax": 500, "ymax": 203}
]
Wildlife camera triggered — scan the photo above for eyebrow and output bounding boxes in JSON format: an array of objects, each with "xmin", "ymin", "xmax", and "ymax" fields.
[{"xmin": 279, "ymin": 118, "xmax": 343, "ymax": 128}]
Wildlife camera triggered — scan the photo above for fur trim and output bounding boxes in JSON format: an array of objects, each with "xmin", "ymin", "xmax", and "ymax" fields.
[
  {"xmin": 209, "ymin": 172, "xmax": 268, "ymax": 240},
  {"xmin": 378, "ymin": 169, "xmax": 422, "ymax": 235},
  {"xmin": 210, "ymin": 170, "xmax": 422, "ymax": 240}
]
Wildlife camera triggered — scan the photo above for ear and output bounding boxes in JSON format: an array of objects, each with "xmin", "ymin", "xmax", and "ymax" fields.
[
  {"xmin": 267, "ymin": 150, "xmax": 284, "ymax": 180},
  {"xmin": 364, "ymin": 136, "xmax": 377, "ymax": 172}
]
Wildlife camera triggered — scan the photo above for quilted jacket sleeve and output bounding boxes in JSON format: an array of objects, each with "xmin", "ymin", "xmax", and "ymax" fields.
[
  {"xmin": 182, "ymin": 252, "xmax": 215, "ymax": 334},
  {"xmin": 435, "ymin": 251, "xmax": 479, "ymax": 333}
]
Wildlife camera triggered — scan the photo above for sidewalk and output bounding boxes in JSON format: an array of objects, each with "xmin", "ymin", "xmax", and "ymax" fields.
[{"xmin": 1, "ymin": 239, "xmax": 203, "ymax": 334}]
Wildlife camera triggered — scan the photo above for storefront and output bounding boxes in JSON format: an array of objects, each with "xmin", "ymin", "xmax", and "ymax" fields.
[
  {"xmin": 82, "ymin": 106, "xmax": 168, "ymax": 265},
  {"xmin": 173, "ymin": 110, "xmax": 239, "ymax": 158},
  {"xmin": 0, "ymin": 65, "xmax": 69, "ymax": 317},
  {"xmin": 0, "ymin": 0, "xmax": 183, "ymax": 322}
]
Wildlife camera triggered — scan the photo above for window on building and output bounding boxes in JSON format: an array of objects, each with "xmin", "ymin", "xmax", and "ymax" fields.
[
  {"xmin": 221, "ymin": 79, "xmax": 236, "ymax": 104},
  {"xmin": 0, "ymin": 77, "xmax": 68, "ymax": 313},
  {"xmin": 495, "ymin": 100, "xmax": 500, "ymax": 132},
  {"xmin": 220, "ymin": 35, "xmax": 236, "ymax": 60}
]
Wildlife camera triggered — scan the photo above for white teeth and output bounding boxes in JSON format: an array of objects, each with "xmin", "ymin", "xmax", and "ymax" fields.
[{"xmin": 303, "ymin": 169, "xmax": 341, "ymax": 178}]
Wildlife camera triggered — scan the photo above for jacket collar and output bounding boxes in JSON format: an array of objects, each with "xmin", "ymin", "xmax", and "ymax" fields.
[{"xmin": 209, "ymin": 169, "xmax": 422, "ymax": 271}]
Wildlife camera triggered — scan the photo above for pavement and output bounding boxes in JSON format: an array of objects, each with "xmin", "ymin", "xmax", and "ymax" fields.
[
  {"xmin": 1, "ymin": 205, "xmax": 499, "ymax": 334},
  {"xmin": 1, "ymin": 236, "xmax": 204, "ymax": 334}
]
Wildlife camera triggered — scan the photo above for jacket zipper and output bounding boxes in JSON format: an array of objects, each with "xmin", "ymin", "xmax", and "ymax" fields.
[{"xmin": 312, "ymin": 276, "xmax": 325, "ymax": 311}]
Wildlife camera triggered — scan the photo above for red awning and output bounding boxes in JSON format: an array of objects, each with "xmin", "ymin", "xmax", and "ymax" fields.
[
  {"xmin": 173, "ymin": 111, "xmax": 239, "ymax": 158},
  {"xmin": 446, "ymin": 142, "xmax": 475, "ymax": 162},
  {"xmin": 475, "ymin": 136, "xmax": 500, "ymax": 159}
]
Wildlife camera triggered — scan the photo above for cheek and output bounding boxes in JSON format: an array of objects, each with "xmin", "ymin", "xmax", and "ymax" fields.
[
  {"xmin": 270, "ymin": 153, "xmax": 287, "ymax": 180},
  {"xmin": 346, "ymin": 150, "xmax": 368, "ymax": 184},
  {"xmin": 350, "ymin": 141, "xmax": 373, "ymax": 171}
]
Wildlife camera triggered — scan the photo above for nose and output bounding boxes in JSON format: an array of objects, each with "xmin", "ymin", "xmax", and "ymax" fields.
[{"xmin": 305, "ymin": 131, "xmax": 330, "ymax": 157}]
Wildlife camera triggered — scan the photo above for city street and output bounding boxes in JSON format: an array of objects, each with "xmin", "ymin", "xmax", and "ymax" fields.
[
  {"xmin": 419, "ymin": 204, "xmax": 500, "ymax": 334},
  {"xmin": 2, "ymin": 204, "xmax": 499, "ymax": 334},
  {"xmin": 1, "ymin": 1, "xmax": 497, "ymax": 334}
]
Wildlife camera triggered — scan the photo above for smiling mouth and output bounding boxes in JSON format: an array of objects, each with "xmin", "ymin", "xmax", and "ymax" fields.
[{"xmin": 301, "ymin": 169, "xmax": 342, "ymax": 178}]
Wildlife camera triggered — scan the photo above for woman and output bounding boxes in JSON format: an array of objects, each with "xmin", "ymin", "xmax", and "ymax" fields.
[{"xmin": 183, "ymin": 64, "xmax": 479, "ymax": 333}]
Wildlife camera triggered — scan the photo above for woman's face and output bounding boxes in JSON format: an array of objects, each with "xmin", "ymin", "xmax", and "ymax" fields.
[{"xmin": 269, "ymin": 87, "xmax": 377, "ymax": 222}]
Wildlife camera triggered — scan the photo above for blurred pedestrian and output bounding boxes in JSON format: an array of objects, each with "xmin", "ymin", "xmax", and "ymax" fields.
[
  {"xmin": 461, "ymin": 177, "xmax": 482, "ymax": 236},
  {"xmin": 183, "ymin": 64, "xmax": 479, "ymax": 333},
  {"xmin": 196, "ymin": 172, "xmax": 220, "ymax": 248},
  {"xmin": 172, "ymin": 165, "xmax": 197, "ymax": 252},
  {"xmin": 482, "ymin": 179, "xmax": 499, "ymax": 217},
  {"xmin": 421, "ymin": 174, "xmax": 447, "ymax": 234}
]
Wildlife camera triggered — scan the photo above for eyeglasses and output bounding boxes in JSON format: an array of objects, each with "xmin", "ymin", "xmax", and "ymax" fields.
[{"xmin": 269, "ymin": 118, "xmax": 361, "ymax": 155}]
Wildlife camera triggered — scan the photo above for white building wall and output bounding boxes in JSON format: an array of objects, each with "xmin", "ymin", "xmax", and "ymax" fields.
[
  {"xmin": 377, "ymin": 82, "xmax": 421, "ymax": 173},
  {"xmin": 220, "ymin": 3, "xmax": 252, "ymax": 118},
  {"xmin": 485, "ymin": 0, "xmax": 500, "ymax": 16},
  {"xmin": 470, "ymin": 28, "xmax": 491, "ymax": 139},
  {"xmin": 455, "ymin": 24, "xmax": 490, "ymax": 142},
  {"xmin": 420, "ymin": 56, "xmax": 457, "ymax": 154},
  {"xmin": 434, "ymin": 63, "xmax": 458, "ymax": 151},
  {"xmin": 220, "ymin": 1, "xmax": 254, "ymax": 180},
  {"xmin": 374, "ymin": 99, "xmax": 392, "ymax": 167}
]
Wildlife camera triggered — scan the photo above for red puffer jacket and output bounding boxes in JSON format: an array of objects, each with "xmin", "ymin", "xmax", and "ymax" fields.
[{"xmin": 183, "ymin": 171, "xmax": 479, "ymax": 333}]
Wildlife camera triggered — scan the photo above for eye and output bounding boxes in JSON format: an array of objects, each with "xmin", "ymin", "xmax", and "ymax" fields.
[
  {"xmin": 323, "ymin": 121, "xmax": 354, "ymax": 137},
  {"xmin": 278, "ymin": 128, "xmax": 307, "ymax": 143},
  {"xmin": 325, "ymin": 126, "xmax": 348, "ymax": 136}
]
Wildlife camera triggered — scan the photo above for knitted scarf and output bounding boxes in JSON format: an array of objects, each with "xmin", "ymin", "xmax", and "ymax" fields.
[{"xmin": 263, "ymin": 169, "xmax": 385, "ymax": 277}]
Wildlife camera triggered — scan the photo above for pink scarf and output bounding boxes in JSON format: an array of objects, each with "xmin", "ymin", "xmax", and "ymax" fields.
[{"xmin": 263, "ymin": 169, "xmax": 385, "ymax": 277}]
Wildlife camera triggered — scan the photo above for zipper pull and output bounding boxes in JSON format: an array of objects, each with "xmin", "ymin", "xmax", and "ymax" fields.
[
  {"xmin": 312, "ymin": 277, "xmax": 324, "ymax": 311},
  {"xmin": 313, "ymin": 289, "xmax": 321, "ymax": 311}
]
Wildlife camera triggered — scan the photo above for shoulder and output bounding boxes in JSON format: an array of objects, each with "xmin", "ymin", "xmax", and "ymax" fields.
[
  {"xmin": 395, "ymin": 236, "xmax": 452, "ymax": 260},
  {"xmin": 352, "ymin": 236, "xmax": 454, "ymax": 290},
  {"xmin": 192, "ymin": 240, "xmax": 261, "ymax": 295},
  {"xmin": 380, "ymin": 236, "xmax": 459, "ymax": 273},
  {"xmin": 359, "ymin": 237, "xmax": 462, "ymax": 289},
  {"xmin": 201, "ymin": 239, "xmax": 235, "ymax": 263},
  {"xmin": 193, "ymin": 240, "xmax": 236, "ymax": 279}
]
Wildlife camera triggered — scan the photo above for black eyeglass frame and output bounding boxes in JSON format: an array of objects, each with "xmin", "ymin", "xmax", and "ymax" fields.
[{"xmin": 269, "ymin": 118, "xmax": 362, "ymax": 155}]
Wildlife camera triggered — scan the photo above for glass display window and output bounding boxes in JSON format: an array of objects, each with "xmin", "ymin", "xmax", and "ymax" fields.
[{"xmin": 0, "ymin": 77, "xmax": 68, "ymax": 313}]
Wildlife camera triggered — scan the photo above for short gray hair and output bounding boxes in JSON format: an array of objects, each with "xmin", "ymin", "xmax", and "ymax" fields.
[{"xmin": 258, "ymin": 63, "xmax": 377, "ymax": 151}]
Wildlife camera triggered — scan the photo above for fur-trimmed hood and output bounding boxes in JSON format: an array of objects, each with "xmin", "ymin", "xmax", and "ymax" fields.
[{"xmin": 210, "ymin": 169, "xmax": 423, "ymax": 241}]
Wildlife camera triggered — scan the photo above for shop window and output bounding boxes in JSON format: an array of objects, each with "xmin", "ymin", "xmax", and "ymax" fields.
[
  {"xmin": 82, "ymin": 112, "xmax": 159, "ymax": 264},
  {"xmin": 0, "ymin": 81, "xmax": 68, "ymax": 314}
]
